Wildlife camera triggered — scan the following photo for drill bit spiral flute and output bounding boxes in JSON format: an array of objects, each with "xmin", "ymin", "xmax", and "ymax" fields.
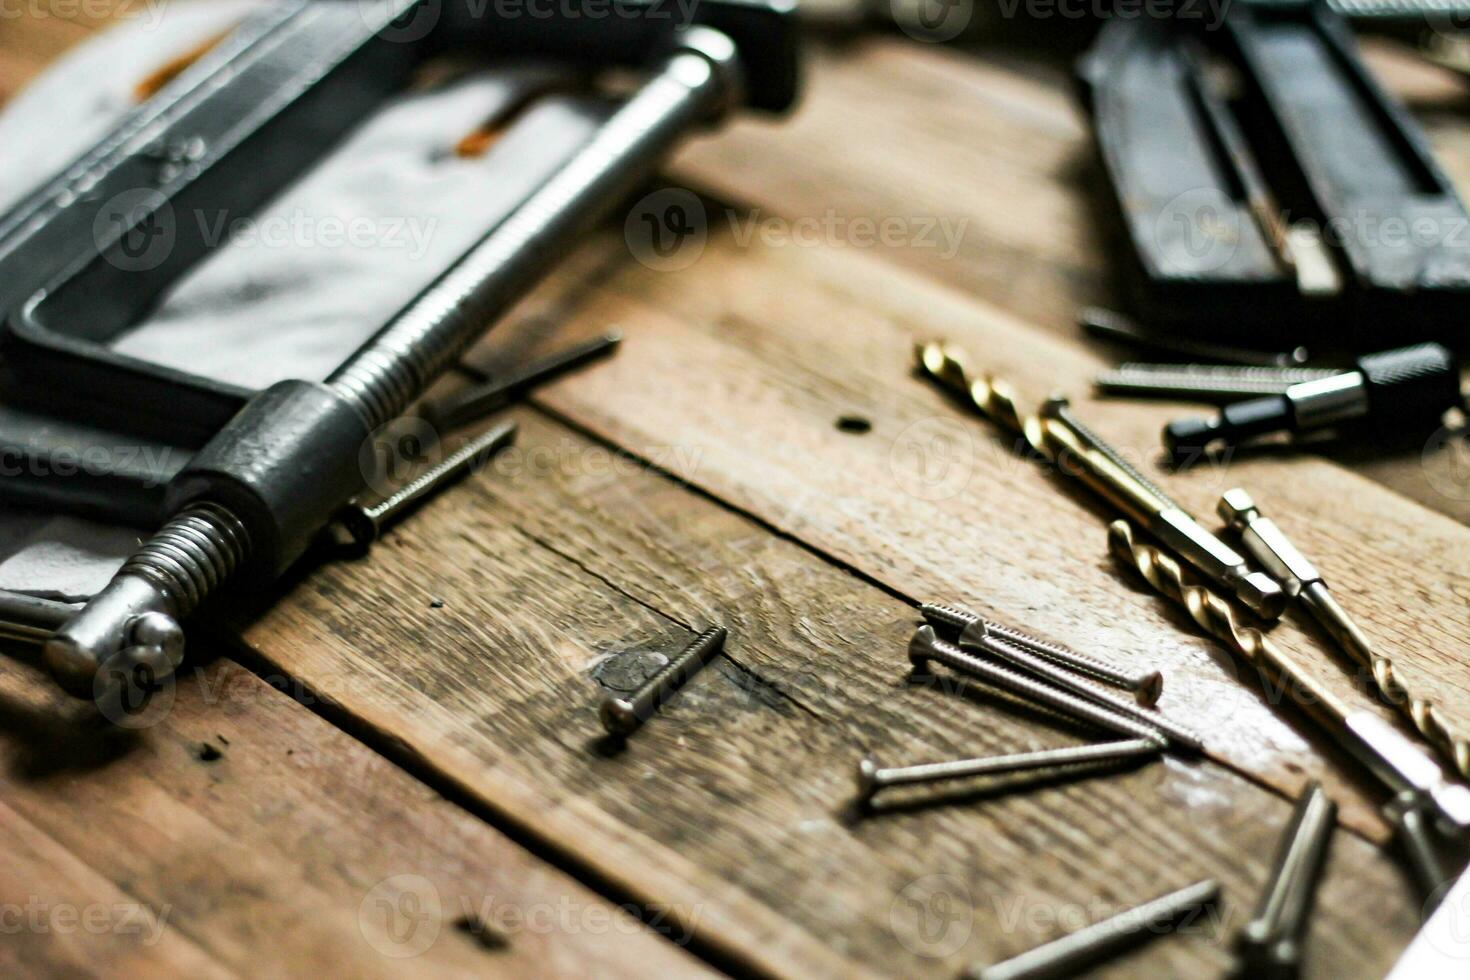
[
  {"xmin": 1109, "ymin": 519, "xmax": 1470, "ymax": 832},
  {"xmin": 914, "ymin": 341, "xmax": 1286, "ymax": 619}
]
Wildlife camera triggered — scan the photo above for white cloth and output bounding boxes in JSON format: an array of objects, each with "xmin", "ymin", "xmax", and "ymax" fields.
[{"xmin": 0, "ymin": 1, "xmax": 598, "ymax": 598}]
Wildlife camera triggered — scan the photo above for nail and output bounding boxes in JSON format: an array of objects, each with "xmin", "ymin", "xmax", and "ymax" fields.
[
  {"xmin": 339, "ymin": 420, "xmax": 517, "ymax": 546},
  {"xmin": 968, "ymin": 878, "xmax": 1220, "ymax": 980},
  {"xmin": 856, "ymin": 738, "xmax": 1163, "ymax": 805},
  {"xmin": 430, "ymin": 331, "xmax": 622, "ymax": 430},
  {"xmin": 600, "ymin": 626, "xmax": 727, "ymax": 736},
  {"xmin": 909, "ymin": 627, "xmax": 1167, "ymax": 747},
  {"xmin": 957, "ymin": 622, "xmax": 1197, "ymax": 752}
]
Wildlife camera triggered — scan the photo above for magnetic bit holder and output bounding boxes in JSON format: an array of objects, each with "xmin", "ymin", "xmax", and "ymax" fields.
[
  {"xmin": 0, "ymin": 0, "xmax": 800, "ymax": 698},
  {"xmin": 1164, "ymin": 343, "xmax": 1463, "ymax": 466},
  {"xmin": 1078, "ymin": 3, "xmax": 1470, "ymax": 348}
]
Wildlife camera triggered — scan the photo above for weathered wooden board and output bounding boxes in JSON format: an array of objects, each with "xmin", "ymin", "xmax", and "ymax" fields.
[
  {"xmin": 673, "ymin": 37, "xmax": 1470, "ymax": 530},
  {"xmin": 0, "ymin": 652, "xmax": 710, "ymax": 978},
  {"xmin": 238, "ymin": 410, "xmax": 1418, "ymax": 978}
]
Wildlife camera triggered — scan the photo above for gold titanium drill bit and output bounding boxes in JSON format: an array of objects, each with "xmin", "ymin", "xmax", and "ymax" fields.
[
  {"xmin": 1219, "ymin": 488, "xmax": 1470, "ymax": 782},
  {"xmin": 1108, "ymin": 518, "xmax": 1470, "ymax": 833},
  {"xmin": 913, "ymin": 340, "xmax": 1286, "ymax": 620}
]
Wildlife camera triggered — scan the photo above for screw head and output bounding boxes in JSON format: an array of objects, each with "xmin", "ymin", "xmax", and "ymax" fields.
[
  {"xmin": 856, "ymin": 756, "xmax": 879, "ymax": 803},
  {"xmin": 599, "ymin": 697, "xmax": 640, "ymax": 737},
  {"xmin": 907, "ymin": 626, "xmax": 938, "ymax": 672},
  {"xmin": 1137, "ymin": 670, "xmax": 1165, "ymax": 708}
]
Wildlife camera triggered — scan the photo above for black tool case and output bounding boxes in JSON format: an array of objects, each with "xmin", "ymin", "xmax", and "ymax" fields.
[{"xmin": 1078, "ymin": 0, "xmax": 1470, "ymax": 351}]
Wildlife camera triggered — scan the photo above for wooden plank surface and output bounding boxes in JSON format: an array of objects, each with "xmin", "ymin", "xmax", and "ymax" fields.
[
  {"xmin": 237, "ymin": 410, "xmax": 1418, "ymax": 978},
  {"xmin": 8, "ymin": 7, "xmax": 1470, "ymax": 979},
  {"xmin": 0, "ymin": 651, "xmax": 711, "ymax": 977}
]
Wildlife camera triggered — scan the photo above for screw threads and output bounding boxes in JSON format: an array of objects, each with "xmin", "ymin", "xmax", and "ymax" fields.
[
  {"xmin": 922, "ymin": 602, "xmax": 1164, "ymax": 706},
  {"xmin": 600, "ymin": 626, "xmax": 727, "ymax": 735},
  {"xmin": 119, "ymin": 502, "xmax": 252, "ymax": 616},
  {"xmin": 910, "ymin": 627, "xmax": 1167, "ymax": 746}
]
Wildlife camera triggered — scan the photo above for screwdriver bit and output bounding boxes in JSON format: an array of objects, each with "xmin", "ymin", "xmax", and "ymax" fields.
[
  {"xmin": 1110, "ymin": 519, "xmax": 1470, "ymax": 833},
  {"xmin": 1165, "ymin": 343, "xmax": 1463, "ymax": 466},
  {"xmin": 1220, "ymin": 488, "xmax": 1470, "ymax": 780}
]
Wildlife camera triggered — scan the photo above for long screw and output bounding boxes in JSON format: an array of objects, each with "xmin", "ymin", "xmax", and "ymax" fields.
[
  {"xmin": 1220, "ymin": 488, "xmax": 1470, "ymax": 781},
  {"xmin": 856, "ymin": 738, "xmax": 1162, "ymax": 805},
  {"xmin": 957, "ymin": 622, "xmax": 1202, "ymax": 752},
  {"xmin": 909, "ymin": 627, "xmax": 1168, "ymax": 747},
  {"xmin": 600, "ymin": 626, "xmax": 727, "ymax": 736},
  {"xmin": 1079, "ymin": 306, "xmax": 1310, "ymax": 367},
  {"xmin": 921, "ymin": 602, "xmax": 1163, "ymax": 706},
  {"xmin": 1236, "ymin": 781, "xmax": 1336, "ymax": 979},
  {"xmin": 967, "ymin": 878, "xmax": 1221, "ymax": 980},
  {"xmin": 426, "ymin": 330, "xmax": 622, "ymax": 431},
  {"xmin": 338, "ymin": 420, "xmax": 518, "ymax": 547},
  {"xmin": 1095, "ymin": 363, "xmax": 1338, "ymax": 402}
]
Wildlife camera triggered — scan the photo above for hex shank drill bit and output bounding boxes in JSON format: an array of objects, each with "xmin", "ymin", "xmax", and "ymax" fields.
[
  {"xmin": 1109, "ymin": 519, "xmax": 1470, "ymax": 832},
  {"xmin": 913, "ymin": 340, "xmax": 1285, "ymax": 620},
  {"xmin": 967, "ymin": 878, "xmax": 1221, "ymax": 980},
  {"xmin": 1219, "ymin": 488, "xmax": 1470, "ymax": 781},
  {"xmin": 1040, "ymin": 397, "xmax": 1286, "ymax": 620}
]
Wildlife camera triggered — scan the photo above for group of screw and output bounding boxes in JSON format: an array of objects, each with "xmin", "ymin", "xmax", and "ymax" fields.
[
  {"xmin": 857, "ymin": 602, "xmax": 1196, "ymax": 811},
  {"xmin": 859, "ymin": 605, "xmax": 1224, "ymax": 978}
]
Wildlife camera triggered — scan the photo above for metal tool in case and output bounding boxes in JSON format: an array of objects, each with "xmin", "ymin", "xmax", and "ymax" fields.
[
  {"xmin": 0, "ymin": 0, "xmax": 800, "ymax": 698},
  {"xmin": 1078, "ymin": 1, "xmax": 1470, "ymax": 349}
]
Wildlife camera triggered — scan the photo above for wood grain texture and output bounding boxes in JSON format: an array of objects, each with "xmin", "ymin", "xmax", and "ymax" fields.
[
  {"xmin": 672, "ymin": 36, "xmax": 1470, "ymax": 530},
  {"xmin": 238, "ymin": 410, "xmax": 1419, "ymax": 978},
  {"xmin": 0, "ymin": 652, "xmax": 711, "ymax": 978}
]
